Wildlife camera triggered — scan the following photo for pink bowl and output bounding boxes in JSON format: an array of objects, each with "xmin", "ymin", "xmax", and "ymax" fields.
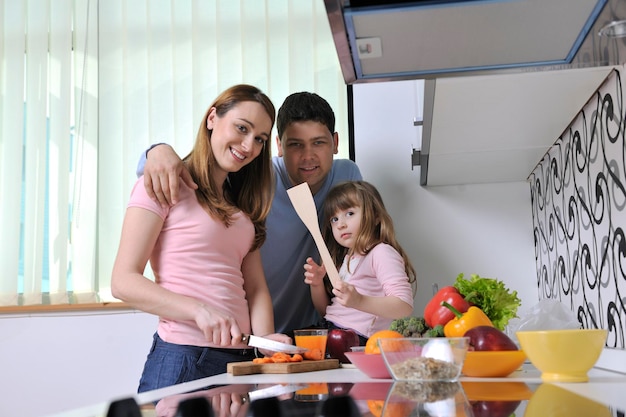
[{"xmin": 343, "ymin": 352, "xmax": 391, "ymax": 379}]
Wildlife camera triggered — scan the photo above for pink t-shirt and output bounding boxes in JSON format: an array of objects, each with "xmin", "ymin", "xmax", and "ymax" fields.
[
  {"xmin": 324, "ymin": 243, "xmax": 414, "ymax": 337},
  {"xmin": 128, "ymin": 177, "xmax": 254, "ymax": 347}
]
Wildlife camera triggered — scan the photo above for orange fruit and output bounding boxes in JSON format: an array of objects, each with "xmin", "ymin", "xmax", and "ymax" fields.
[
  {"xmin": 367, "ymin": 400, "xmax": 413, "ymax": 417},
  {"xmin": 365, "ymin": 330, "xmax": 403, "ymax": 354},
  {"xmin": 384, "ymin": 402, "xmax": 413, "ymax": 417},
  {"xmin": 367, "ymin": 400, "xmax": 384, "ymax": 417}
]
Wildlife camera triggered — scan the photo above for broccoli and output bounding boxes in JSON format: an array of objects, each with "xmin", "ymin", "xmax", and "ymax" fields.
[
  {"xmin": 390, "ymin": 317, "xmax": 446, "ymax": 337},
  {"xmin": 389, "ymin": 317, "xmax": 407, "ymax": 335},
  {"xmin": 406, "ymin": 316, "xmax": 428, "ymax": 335},
  {"xmin": 425, "ymin": 324, "xmax": 445, "ymax": 337},
  {"xmin": 390, "ymin": 316, "xmax": 428, "ymax": 337}
]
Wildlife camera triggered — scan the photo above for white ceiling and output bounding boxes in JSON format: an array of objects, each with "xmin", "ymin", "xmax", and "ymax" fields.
[{"xmin": 424, "ymin": 65, "xmax": 615, "ymax": 186}]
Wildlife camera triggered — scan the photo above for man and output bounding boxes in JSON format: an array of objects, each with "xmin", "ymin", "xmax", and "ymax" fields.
[{"xmin": 137, "ymin": 92, "xmax": 362, "ymax": 335}]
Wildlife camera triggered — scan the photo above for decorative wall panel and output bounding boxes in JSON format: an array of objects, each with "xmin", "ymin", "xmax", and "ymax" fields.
[{"xmin": 529, "ymin": 67, "xmax": 626, "ymax": 349}]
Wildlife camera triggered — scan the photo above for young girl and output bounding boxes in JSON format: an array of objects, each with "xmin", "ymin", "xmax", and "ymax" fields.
[
  {"xmin": 304, "ymin": 180, "xmax": 416, "ymax": 343},
  {"xmin": 111, "ymin": 84, "xmax": 291, "ymax": 392}
]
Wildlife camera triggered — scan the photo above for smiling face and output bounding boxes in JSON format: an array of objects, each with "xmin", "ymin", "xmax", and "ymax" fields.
[
  {"xmin": 276, "ymin": 120, "xmax": 339, "ymax": 195},
  {"xmin": 329, "ymin": 206, "xmax": 362, "ymax": 249},
  {"xmin": 207, "ymin": 100, "xmax": 273, "ymax": 182}
]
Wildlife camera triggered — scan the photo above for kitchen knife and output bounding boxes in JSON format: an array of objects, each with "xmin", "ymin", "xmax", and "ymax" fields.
[
  {"xmin": 242, "ymin": 334, "xmax": 308, "ymax": 354},
  {"xmin": 247, "ymin": 383, "xmax": 308, "ymax": 402}
]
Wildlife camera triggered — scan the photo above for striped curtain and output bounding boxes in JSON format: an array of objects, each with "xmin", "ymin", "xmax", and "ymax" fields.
[{"xmin": 0, "ymin": 0, "xmax": 348, "ymax": 306}]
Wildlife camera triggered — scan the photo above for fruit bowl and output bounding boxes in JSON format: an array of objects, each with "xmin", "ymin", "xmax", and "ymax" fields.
[
  {"xmin": 516, "ymin": 328, "xmax": 607, "ymax": 382},
  {"xmin": 462, "ymin": 350, "xmax": 526, "ymax": 377},
  {"xmin": 343, "ymin": 351, "xmax": 391, "ymax": 379},
  {"xmin": 378, "ymin": 337, "xmax": 469, "ymax": 381}
]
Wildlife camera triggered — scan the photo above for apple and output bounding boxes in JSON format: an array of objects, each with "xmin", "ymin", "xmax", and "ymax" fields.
[
  {"xmin": 471, "ymin": 400, "xmax": 521, "ymax": 417},
  {"xmin": 326, "ymin": 329, "xmax": 361, "ymax": 363},
  {"xmin": 464, "ymin": 326, "xmax": 518, "ymax": 351},
  {"xmin": 328, "ymin": 383, "xmax": 354, "ymax": 397}
]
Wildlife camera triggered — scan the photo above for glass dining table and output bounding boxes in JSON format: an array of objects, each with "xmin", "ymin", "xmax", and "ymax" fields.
[{"xmin": 45, "ymin": 362, "xmax": 626, "ymax": 417}]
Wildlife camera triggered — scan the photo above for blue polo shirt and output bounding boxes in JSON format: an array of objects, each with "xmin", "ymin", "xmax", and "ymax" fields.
[{"xmin": 263, "ymin": 156, "xmax": 362, "ymax": 333}]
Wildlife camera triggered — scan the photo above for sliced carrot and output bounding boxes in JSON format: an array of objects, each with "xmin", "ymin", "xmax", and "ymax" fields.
[
  {"xmin": 303, "ymin": 348, "xmax": 324, "ymax": 361},
  {"xmin": 252, "ymin": 352, "xmax": 307, "ymax": 363},
  {"xmin": 272, "ymin": 352, "xmax": 292, "ymax": 363}
]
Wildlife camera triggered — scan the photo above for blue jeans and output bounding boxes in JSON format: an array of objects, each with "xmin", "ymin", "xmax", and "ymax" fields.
[{"xmin": 138, "ymin": 333, "xmax": 256, "ymax": 393}]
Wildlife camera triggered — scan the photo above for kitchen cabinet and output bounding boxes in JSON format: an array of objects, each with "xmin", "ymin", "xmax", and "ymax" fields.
[
  {"xmin": 353, "ymin": 65, "xmax": 613, "ymax": 186},
  {"xmin": 325, "ymin": 0, "xmax": 626, "ymax": 82},
  {"xmin": 328, "ymin": 0, "xmax": 626, "ymax": 186},
  {"xmin": 421, "ymin": 66, "xmax": 614, "ymax": 186}
]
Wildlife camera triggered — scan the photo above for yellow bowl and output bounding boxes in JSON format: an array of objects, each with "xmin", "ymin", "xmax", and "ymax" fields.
[
  {"xmin": 516, "ymin": 329, "xmax": 607, "ymax": 382},
  {"xmin": 461, "ymin": 350, "xmax": 526, "ymax": 377},
  {"xmin": 525, "ymin": 383, "xmax": 611, "ymax": 417}
]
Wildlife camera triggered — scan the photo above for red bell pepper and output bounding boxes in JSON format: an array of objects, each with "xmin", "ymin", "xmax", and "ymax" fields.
[{"xmin": 424, "ymin": 286, "xmax": 471, "ymax": 328}]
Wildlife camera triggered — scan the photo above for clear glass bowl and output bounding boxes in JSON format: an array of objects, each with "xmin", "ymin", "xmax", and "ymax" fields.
[{"xmin": 378, "ymin": 337, "xmax": 469, "ymax": 381}]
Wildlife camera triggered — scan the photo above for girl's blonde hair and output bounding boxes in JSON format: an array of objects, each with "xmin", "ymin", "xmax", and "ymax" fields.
[
  {"xmin": 184, "ymin": 84, "xmax": 275, "ymax": 251},
  {"xmin": 322, "ymin": 181, "xmax": 416, "ymax": 293}
]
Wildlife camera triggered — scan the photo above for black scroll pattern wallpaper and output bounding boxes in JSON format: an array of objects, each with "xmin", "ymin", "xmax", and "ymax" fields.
[{"xmin": 529, "ymin": 68, "xmax": 626, "ymax": 350}]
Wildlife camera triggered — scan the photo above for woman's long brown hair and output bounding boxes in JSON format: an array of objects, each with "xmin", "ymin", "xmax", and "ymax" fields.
[{"xmin": 183, "ymin": 84, "xmax": 275, "ymax": 250}]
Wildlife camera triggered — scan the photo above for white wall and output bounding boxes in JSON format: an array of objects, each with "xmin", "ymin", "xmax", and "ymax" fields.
[
  {"xmin": 352, "ymin": 80, "xmax": 538, "ymax": 316},
  {"xmin": 0, "ymin": 310, "xmax": 156, "ymax": 417}
]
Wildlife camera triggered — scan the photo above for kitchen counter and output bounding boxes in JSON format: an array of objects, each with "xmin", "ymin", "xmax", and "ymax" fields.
[{"xmin": 46, "ymin": 364, "xmax": 626, "ymax": 417}]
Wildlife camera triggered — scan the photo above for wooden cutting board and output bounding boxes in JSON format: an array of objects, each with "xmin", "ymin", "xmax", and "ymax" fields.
[{"xmin": 227, "ymin": 359, "xmax": 339, "ymax": 376}]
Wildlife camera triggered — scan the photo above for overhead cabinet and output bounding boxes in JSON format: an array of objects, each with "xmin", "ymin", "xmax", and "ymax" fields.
[
  {"xmin": 325, "ymin": 0, "xmax": 626, "ymax": 83},
  {"xmin": 330, "ymin": 0, "xmax": 626, "ymax": 186}
]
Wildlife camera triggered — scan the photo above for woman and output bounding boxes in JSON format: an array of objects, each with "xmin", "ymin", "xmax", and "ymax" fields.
[{"xmin": 111, "ymin": 84, "xmax": 291, "ymax": 392}]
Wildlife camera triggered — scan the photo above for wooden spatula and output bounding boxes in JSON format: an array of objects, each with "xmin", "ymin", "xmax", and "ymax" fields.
[{"xmin": 287, "ymin": 182, "xmax": 341, "ymax": 288}]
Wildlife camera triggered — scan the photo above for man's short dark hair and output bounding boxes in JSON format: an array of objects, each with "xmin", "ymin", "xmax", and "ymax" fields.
[{"xmin": 276, "ymin": 92, "xmax": 336, "ymax": 139}]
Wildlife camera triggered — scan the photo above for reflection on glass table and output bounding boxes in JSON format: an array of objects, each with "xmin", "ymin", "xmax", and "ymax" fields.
[{"xmin": 103, "ymin": 379, "xmax": 621, "ymax": 417}]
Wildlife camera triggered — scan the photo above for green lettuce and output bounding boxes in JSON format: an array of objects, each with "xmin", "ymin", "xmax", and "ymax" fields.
[{"xmin": 453, "ymin": 273, "xmax": 521, "ymax": 330}]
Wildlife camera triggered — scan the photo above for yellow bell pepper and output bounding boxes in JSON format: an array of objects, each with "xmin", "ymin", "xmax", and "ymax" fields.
[{"xmin": 441, "ymin": 301, "xmax": 493, "ymax": 337}]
